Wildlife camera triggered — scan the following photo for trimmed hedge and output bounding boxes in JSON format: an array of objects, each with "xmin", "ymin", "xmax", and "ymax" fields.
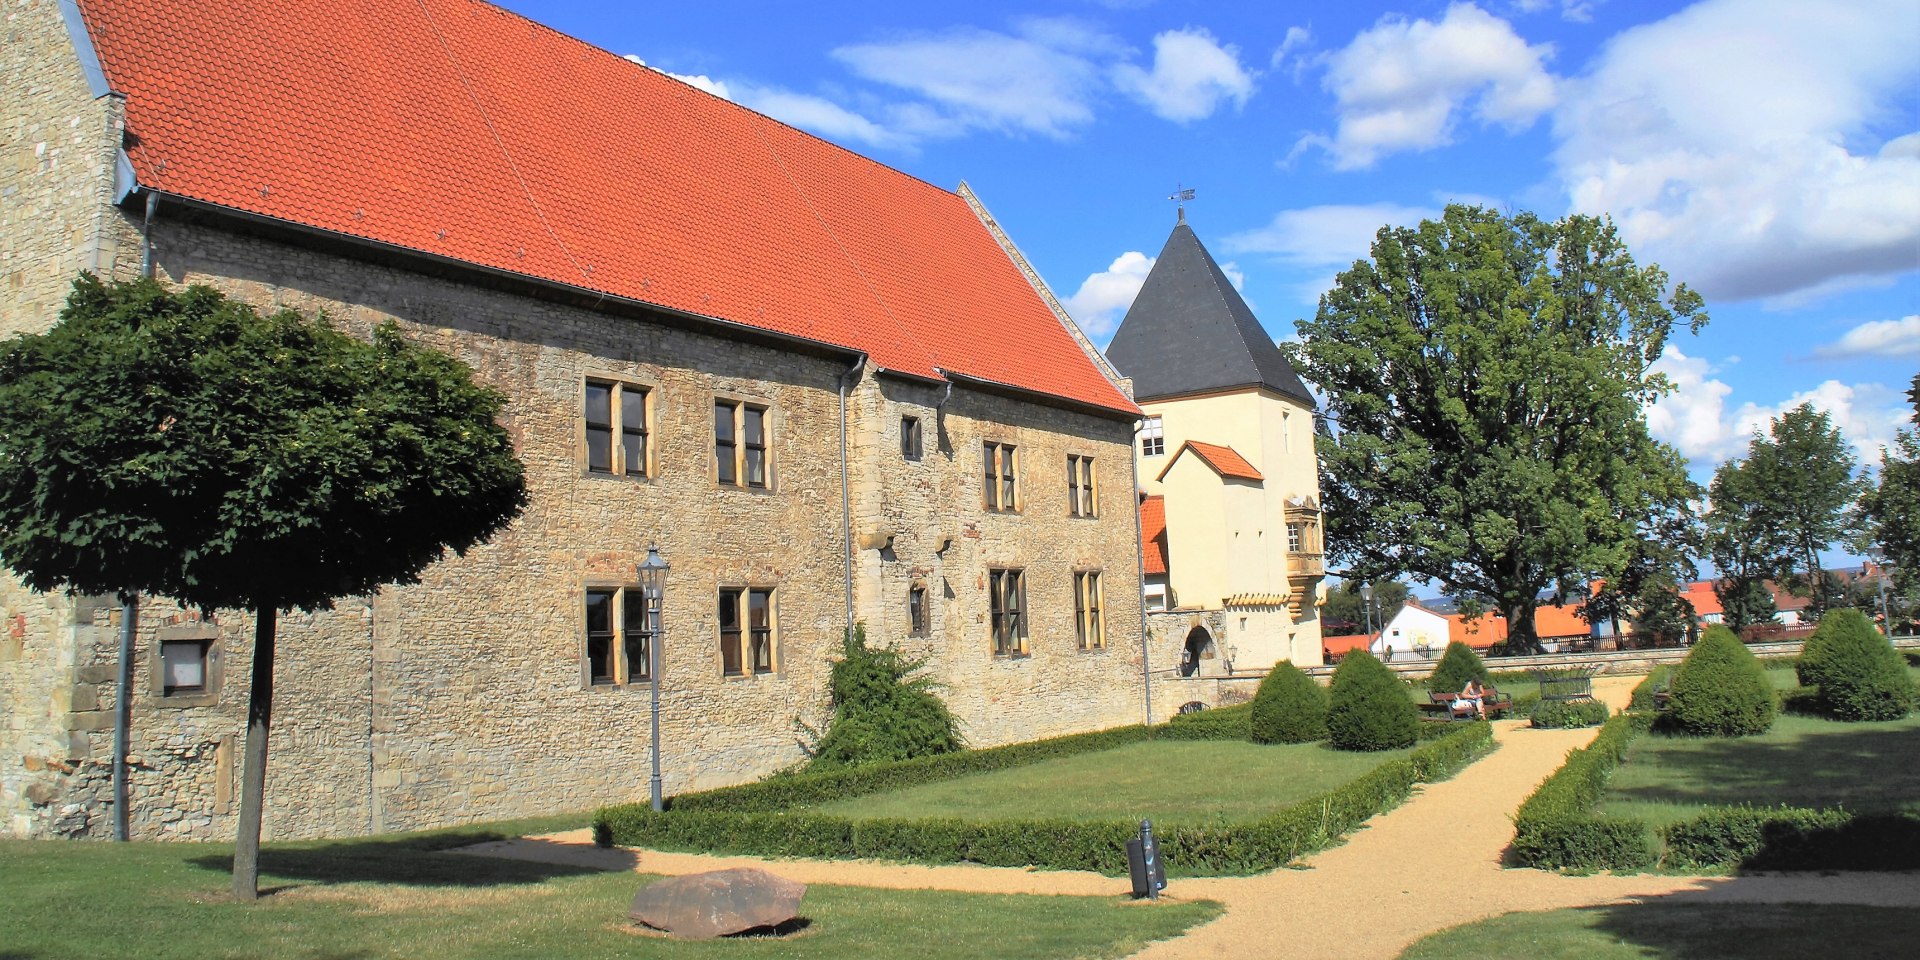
[
  {"xmin": 1250, "ymin": 661, "xmax": 1328, "ymax": 744},
  {"xmin": 1159, "ymin": 702, "xmax": 1253, "ymax": 741},
  {"xmin": 1662, "ymin": 807, "xmax": 1920, "ymax": 872},
  {"xmin": 1797, "ymin": 609, "xmax": 1914, "ymax": 721},
  {"xmin": 1627, "ymin": 666, "xmax": 1675, "ymax": 712},
  {"xmin": 1529, "ymin": 698, "xmax": 1611, "ymax": 729},
  {"xmin": 1663, "ymin": 626, "xmax": 1776, "ymax": 737},
  {"xmin": 595, "ymin": 721, "xmax": 1495, "ymax": 877},
  {"xmin": 1511, "ymin": 712, "xmax": 1658, "ymax": 870},
  {"xmin": 1328, "ymin": 650, "xmax": 1419, "ymax": 751},
  {"xmin": 1427, "ymin": 641, "xmax": 1491, "ymax": 693}
]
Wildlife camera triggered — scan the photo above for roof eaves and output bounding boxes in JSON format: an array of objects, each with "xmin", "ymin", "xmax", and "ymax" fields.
[
  {"xmin": 937, "ymin": 367, "xmax": 1140, "ymax": 421},
  {"xmin": 146, "ymin": 192, "xmax": 869, "ymax": 363}
]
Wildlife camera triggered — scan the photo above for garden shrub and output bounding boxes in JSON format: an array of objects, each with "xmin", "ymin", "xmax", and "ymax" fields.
[
  {"xmin": 1796, "ymin": 609, "xmax": 1914, "ymax": 721},
  {"xmin": 1427, "ymin": 641, "xmax": 1491, "ymax": 693},
  {"xmin": 806, "ymin": 624, "xmax": 963, "ymax": 771},
  {"xmin": 1158, "ymin": 702, "xmax": 1252, "ymax": 741},
  {"xmin": 1529, "ymin": 698, "xmax": 1611, "ymax": 728},
  {"xmin": 1511, "ymin": 712, "xmax": 1657, "ymax": 870},
  {"xmin": 1662, "ymin": 626, "xmax": 1776, "ymax": 737},
  {"xmin": 1627, "ymin": 666, "xmax": 1675, "ymax": 712},
  {"xmin": 1250, "ymin": 660, "xmax": 1327, "ymax": 744},
  {"xmin": 594, "ymin": 722, "xmax": 1494, "ymax": 876},
  {"xmin": 1327, "ymin": 650, "xmax": 1418, "ymax": 751},
  {"xmin": 1662, "ymin": 807, "xmax": 1920, "ymax": 871}
]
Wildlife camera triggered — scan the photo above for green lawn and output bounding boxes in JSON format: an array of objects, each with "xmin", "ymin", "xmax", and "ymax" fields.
[
  {"xmin": 0, "ymin": 830, "xmax": 1218, "ymax": 960},
  {"xmin": 1599, "ymin": 710, "xmax": 1920, "ymax": 829},
  {"xmin": 812, "ymin": 739, "xmax": 1415, "ymax": 825},
  {"xmin": 1401, "ymin": 902, "xmax": 1919, "ymax": 959}
]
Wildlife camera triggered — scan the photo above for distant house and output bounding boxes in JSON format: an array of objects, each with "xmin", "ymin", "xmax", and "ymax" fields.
[
  {"xmin": 1377, "ymin": 600, "xmax": 1596, "ymax": 657},
  {"xmin": 1377, "ymin": 602, "xmax": 1452, "ymax": 656}
]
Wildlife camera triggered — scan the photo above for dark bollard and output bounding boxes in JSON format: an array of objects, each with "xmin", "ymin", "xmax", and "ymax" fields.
[{"xmin": 1126, "ymin": 818, "xmax": 1167, "ymax": 900}]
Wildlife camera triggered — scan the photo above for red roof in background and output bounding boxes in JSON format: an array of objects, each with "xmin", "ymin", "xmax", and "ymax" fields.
[
  {"xmin": 1323, "ymin": 633, "xmax": 1374, "ymax": 655},
  {"xmin": 1682, "ymin": 581, "xmax": 1724, "ymax": 617},
  {"xmin": 1446, "ymin": 614, "xmax": 1506, "ymax": 650},
  {"xmin": 1139, "ymin": 495, "xmax": 1168, "ymax": 576},
  {"xmin": 1533, "ymin": 604, "xmax": 1593, "ymax": 639},
  {"xmin": 75, "ymin": 0, "xmax": 1134, "ymax": 415},
  {"xmin": 1162, "ymin": 441, "xmax": 1264, "ymax": 482}
]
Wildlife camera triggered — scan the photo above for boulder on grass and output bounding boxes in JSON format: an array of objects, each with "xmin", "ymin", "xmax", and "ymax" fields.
[{"xmin": 628, "ymin": 868, "xmax": 806, "ymax": 939}]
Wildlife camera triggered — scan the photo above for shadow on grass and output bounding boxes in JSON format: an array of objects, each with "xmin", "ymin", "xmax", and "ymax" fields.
[
  {"xmin": 1583, "ymin": 887, "xmax": 1920, "ymax": 958},
  {"xmin": 1612, "ymin": 722, "xmax": 1920, "ymax": 813},
  {"xmin": 187, "ymin": 833, "xmax": 611, "ymax": 890}
]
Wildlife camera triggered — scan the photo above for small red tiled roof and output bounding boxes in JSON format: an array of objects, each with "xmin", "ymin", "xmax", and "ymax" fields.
[
  {"xmin": 1159, "ymin": 440, "xmax": 1263, "ymax": 482},
  {"xmin": 1139, "ymin": 495, "xmax": 1168, "ymax": 577},
  {"xmin": 75, "ymin": 0, "xmax": 1134, "ymax": 415},
  {"xmin": 1682, "ymin": 581, "xmax": 1724, "ymax": 617},
  {"xmin": 1323, "ymin": 633, "xmax": 1374, "ymax": 655}
]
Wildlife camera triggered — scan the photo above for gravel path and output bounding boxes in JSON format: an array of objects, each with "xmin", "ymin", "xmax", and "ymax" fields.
[{"xmin": 459, "ymin": 673, "xmax": 1920, "ymax": 957}]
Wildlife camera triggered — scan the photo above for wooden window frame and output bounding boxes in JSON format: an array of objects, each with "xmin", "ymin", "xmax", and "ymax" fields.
[
  {"xmin": 1286, "ymin": 522, "xmax": 1303, "ymax": 553},
  {"xmin": 1074, "ymin": 570, "xmax": 1106, "ymax": 651},
  {"xmin": 718, "ymin": 586, "xmax": 778, "ymax": 677},
  {"xmin": 901, "ymin": 415, "xmax": 923, "ymax": 461},
  {"xmin": 714, "ymin": 397, "xmax": 773, "ymax": 490},
  {"xmin": 151, "ymin": 626, "xmax": 222, "ymax": 708},
  {"xmin": 1067, "ymin": 454, "xmax": 1097, "ymax": 518},
  {"xmin": 584, "ymin": 585, "xmax": 655, "ymax": 688},
  {"xmin": 908, "ymin": 583, "xmax": 930, "ymax": 637},
  {"xmin": 583, "ymin": 377, "xmax": 652, "ymax": 478},
  {"xmin": 983, "ymin": 441, "xmax": 1020, "ymax": 513},
  {"xmin": 1140, "ymin": 416, "xmax": 1165, "ymax": 457},
  {"xmin": 989, "ymin": 567, "xmax": 1028, "ymax": 657}
]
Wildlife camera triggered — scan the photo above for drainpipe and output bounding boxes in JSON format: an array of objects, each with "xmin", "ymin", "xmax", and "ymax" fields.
[
  {"xmin": 112, "ymin": 192, "xmax": 160, "ymax": 841},
  {"xmin": 838, "ymin": 355, "xmax": 867, "ymax": 643},
  {"xmin": 1132, "ymin": 420, "xmax": 1152, "ymax": 727}
]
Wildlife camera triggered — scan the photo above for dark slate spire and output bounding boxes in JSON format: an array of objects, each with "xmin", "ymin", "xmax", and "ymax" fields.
[{"xmin": 1104, "ymin": 222, "xmax": 1315, "ymax": 407}]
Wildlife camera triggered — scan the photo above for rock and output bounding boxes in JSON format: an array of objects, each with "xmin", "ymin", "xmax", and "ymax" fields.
[{"xmin": 627, "ymin": 868, "xmax": 806, "ymax": 939}]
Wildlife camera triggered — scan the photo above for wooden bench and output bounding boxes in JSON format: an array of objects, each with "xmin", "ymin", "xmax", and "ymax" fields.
[{"xmin": 1419, "ymin": 687, "xmax": 1515, "ymax": 720}]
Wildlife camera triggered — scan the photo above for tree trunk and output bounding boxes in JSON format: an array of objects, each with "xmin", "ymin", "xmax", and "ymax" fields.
[
  {"xmin": 232, "ymin": 606, "xmax": 278, "ymax": 901},
  {"xmin": 1507, "ymin": 598, "xmax": 1543, "ymax": 655}
]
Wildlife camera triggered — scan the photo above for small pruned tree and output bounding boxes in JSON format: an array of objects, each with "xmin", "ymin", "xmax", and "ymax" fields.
[
  {"xmin": 0, "ymin": 276, "xmax": 528, "ymax": 898},
  {"xmin": 1663, "ymin": 626, "xmax": 1776, "ymax": 737},
  {"xmin": 1426, "ymin": 642, "xmax": 1490, "ymax": 694},
  {"xmin": 806, "ymin": 623, "xmax": 962, "ymax": 770},
  {"xmin": 1797, "ymin": 609, "xmax": 1914, "ymax": 721},
  {"xmin": 1326, "ymin": 649, "xmax": 1418, "ymax": 751},
  {"xmin": 1249, "ymin": 660, "xmax": 1327, "ymax": 744}
]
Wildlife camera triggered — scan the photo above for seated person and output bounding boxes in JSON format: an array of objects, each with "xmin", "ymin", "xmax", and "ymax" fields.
[{"xmin": 1450, "ymin": 678, "xmax": 1487, "ymax": 719}]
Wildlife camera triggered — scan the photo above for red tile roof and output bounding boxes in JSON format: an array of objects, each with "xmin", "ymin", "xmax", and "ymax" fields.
[
  {"xmin": 1139, "ymin": 495, "xmax": 1168, "ymax": 576},
  {"xmin": 1322, "ymin": 633, "xmax": 1374, "ymax": 655},
  {"xmin": 1160, "ymin": 440, "xmax": 1263, "ymax": 482},
  {"xmin": 1533, "ymin": 604, "xmax": 1593, "ymax": 639},
  {"xmin": 1446, "ymin": 613, "xmax": 1506, "ymax": 650},
  {"xmin": 75, "ymin": 0, "xmax": 1134, "ymax": 415},
  {"xmin": 1682, "ymin": 581, "xmax": 1724, "ymax": 617}
]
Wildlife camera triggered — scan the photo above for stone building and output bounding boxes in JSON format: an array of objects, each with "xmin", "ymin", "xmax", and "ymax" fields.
[
  {"xmin": 1, "ymin": 0, "xmax": 1189, "ymax": 841},
  {"xmin": 1105, "ymin": 216, "xmax": 1327, "ymax": 684}
]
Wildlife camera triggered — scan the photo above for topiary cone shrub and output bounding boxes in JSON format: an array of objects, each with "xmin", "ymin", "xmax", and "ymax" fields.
[
  {"xmin": 1327, "ymin": 649, "xmax": 1418, "ymax": 751},
  {"xmin": 1797, "ymin": 609, "xmax": 1914, "ymax": 721},
  {"xmin": 1427, "ymin": 641, "xmax": 1491, "ymax": 693},
  {"xmin": 1250, "ymin": 660, "xmax": 1328, "ymax": 744},
  {"xmin": 1663, "ymin": 626, "xmax": 1776, "ymax": 737}
]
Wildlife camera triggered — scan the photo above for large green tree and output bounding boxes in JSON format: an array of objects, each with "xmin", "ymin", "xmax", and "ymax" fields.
[
  {"xmin": 1741, "ymin": 403, "xmax": 1863, "ymax": 618},
  {"xmin": 0, "ymin": 276, "xmax": 528, "ymax": 898},
  {"xmin": 1319, "ymin": 578, "xmax": 1408, "ymax": 632},
  {"xmin": 1705, "ymin": 457, "xmax": 1782, "ymax": 630},
  {"xmin": 1858, "ymin": 377, "xmax": 1920, "ymax": 612},
  {"xmin": 1293, "ymin": 204, "xmax": 1705, "ymax": 652}
]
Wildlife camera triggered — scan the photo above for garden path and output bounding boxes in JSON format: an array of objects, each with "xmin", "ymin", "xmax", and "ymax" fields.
[{"xmin": 460, "ymin": 673, "xmax": 1920, "ymax": 958}]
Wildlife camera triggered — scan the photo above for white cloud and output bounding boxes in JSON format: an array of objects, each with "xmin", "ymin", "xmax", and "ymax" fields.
[
  {"xmin": 1551, "ymin": 0, "xmax": 1920, "ymax": 302},
  {"xmin": 1271, "ymin": 25, "xmax": 1313, "ymax": 76},
  {"xmin": 1812, "ymin": 315, "xmax": 1920, "ymax": 360},
  {"xmin": 622, "ymin": 55, "xmax": 733, "ymax": 100},
  {"xmin": 831, "ymin": 20, "xmax": 1117, "ymax": 138},
  {"xmin": 1112, "ymin": 28, "xmax": 1256, "ymax": 122},
  {"xmin": 733, "ymin": 86, "xmax": 907, "ymax": 151},
  {"xmin": 1303, "ymin": 3, "xmax": 1556, "ymax": 169},
  {"xmin": 1223, "ymin": 202, "xmax": 1436, "ymax": 303},
  {"xmin": 1647, "ymin": 347, "xmax": 1738, "ymax": 461},
  {"xmin": 1648, "ymin": 347, "xmax": 1908, "ymax": 465},
  {"xmin": 1062, "ymin": 251, "xmax": 1154, "ymax": 336}
]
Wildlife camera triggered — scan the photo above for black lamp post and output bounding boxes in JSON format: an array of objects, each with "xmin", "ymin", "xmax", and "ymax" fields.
[
  {"xmin": 637, "ymin": 544, "xmax": 669, "ymax": 812},
  {"xmin": 1360, "ymin": 582, "xmax": 1375, "ymax": 652}
]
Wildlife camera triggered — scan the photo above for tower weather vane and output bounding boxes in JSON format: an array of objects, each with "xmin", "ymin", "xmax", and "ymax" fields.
[{"xmin": 1169, "ymin": 185, "xmax": 1195, "ymax": 222}]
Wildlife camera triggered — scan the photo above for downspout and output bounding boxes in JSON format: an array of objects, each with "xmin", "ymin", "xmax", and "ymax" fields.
[
  {"xmin": 838, "ymin": 355, "xmax": 867, "ymax": 643},
  {"xmin": 1132, "ymin": 420, "xmax": 1152, "ymax": 728},
  {"xmin": 112, "ymin": 192, "xmax": 159, "ymax": 841}
]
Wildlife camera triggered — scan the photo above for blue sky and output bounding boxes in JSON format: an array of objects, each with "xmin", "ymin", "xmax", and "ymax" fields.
[{"xmin": 500, "ymin": 0, "xmax": 1918, "ymax": 483}]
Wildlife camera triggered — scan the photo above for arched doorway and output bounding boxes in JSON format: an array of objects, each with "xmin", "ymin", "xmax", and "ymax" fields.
[{"xmin": 1180, "ymin": 626, "xmax": 1213, "ymax": 678}]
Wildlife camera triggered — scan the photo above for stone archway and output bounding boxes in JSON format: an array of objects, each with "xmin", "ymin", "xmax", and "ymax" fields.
[{"xmin": 1180, "ymin": 625, "xmax": 1214, "ymax": 678}]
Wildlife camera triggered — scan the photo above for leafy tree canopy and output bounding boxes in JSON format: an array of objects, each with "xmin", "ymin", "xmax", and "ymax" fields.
[
  {"xmin": 1706, "ymin": 457, "xmax": 1783, "ymax": 631},
  {"xmin": 0, "ymin": 275, "xmax": 528, "ymax": 611},
  {"xmin": 1734, "ymin": 403, "xmax": 1862, "ymax": 619},
  {"xmin": 1293, "ymin": 204, "xmax": 1705, "ymax": 649},
  {"xmin": 1859, "ymin": 387, "xmax": 1920, "ymax": 599},
  {"xmin": 1320, "ymin": 578, "xmax": 1408, "ymax": 632}
]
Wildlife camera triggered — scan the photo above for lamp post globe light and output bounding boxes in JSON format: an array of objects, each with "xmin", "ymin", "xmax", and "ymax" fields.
[
  {"xmin": 1360, "ymin": 582, "xmax": 1374, "ymax": 652},
  {"xmin": 637, "ymin": 544, "xmax": 669, "ymax": 812}
]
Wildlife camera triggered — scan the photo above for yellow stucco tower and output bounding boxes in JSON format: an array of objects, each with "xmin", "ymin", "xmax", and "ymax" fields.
[{"xmin": 1105, "ymin": 216, "xmax": 1327, "ymax": 671}]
